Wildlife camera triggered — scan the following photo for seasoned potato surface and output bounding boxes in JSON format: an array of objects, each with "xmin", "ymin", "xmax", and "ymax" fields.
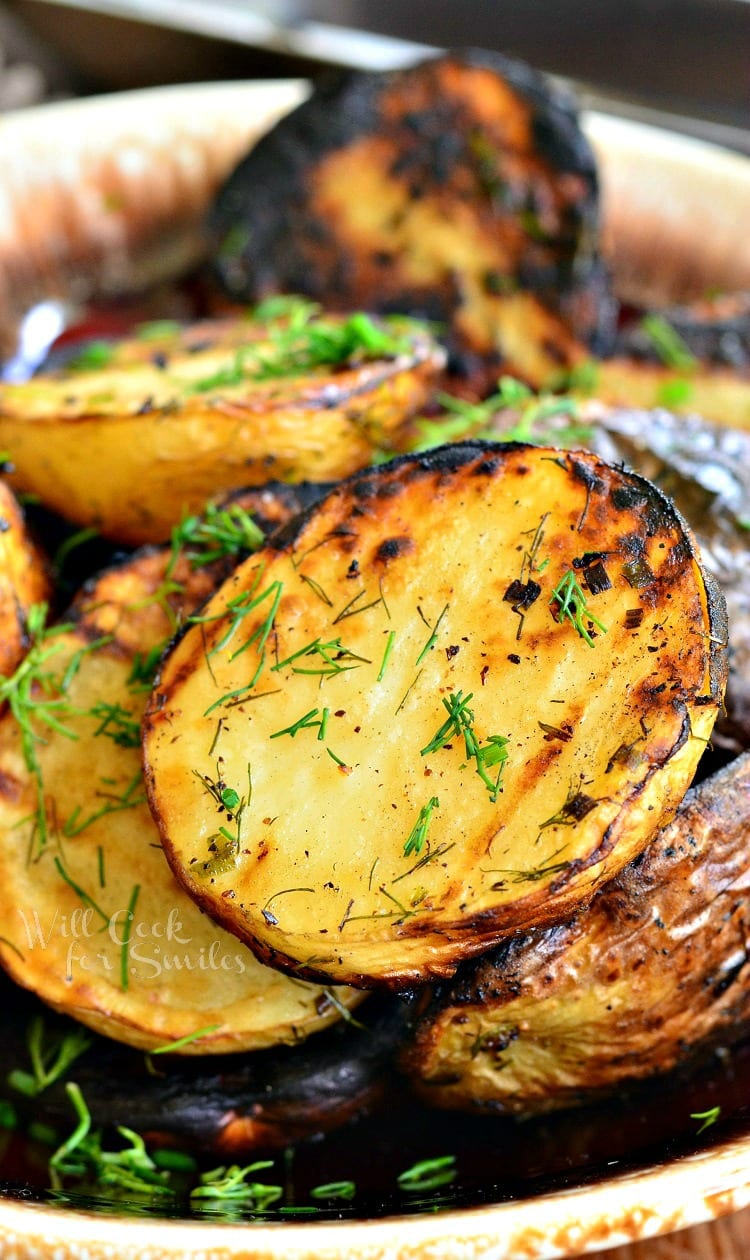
[
  {"xmin": 144, "ymin": 443, "xmax": 726, "ymax": 988},
  {"xmin": 0, "ymin": 537, "xmax": 363, "ymax": 1053}
]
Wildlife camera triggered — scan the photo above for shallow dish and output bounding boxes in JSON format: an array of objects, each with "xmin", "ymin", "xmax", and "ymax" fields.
[{"xmin": 0, "ymin": 78, "xmax": 749, "ymax": 1260}]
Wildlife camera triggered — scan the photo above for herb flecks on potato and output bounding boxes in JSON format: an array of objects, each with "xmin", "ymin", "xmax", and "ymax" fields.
[
  {"xmin": 143, "ymin": 442, "xmax": 727, "ymax": 989},
  {"xmin": 401, "ymin": 752, "xmax": 750, "ymax": 1115},
  {"xmin": 0, "ymin": 300, "xmax": 444, "ymax": 546},
  {"xmin": 0, "ymin": 504, "xmax": 363, "ymax": 1054},
  {"xmin": 210, "ymin": 52, "xmax": 615, "ymax": 395}
]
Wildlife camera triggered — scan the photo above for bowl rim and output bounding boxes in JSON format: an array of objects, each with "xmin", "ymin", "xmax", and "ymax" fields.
[
  {"xmin": 2, "ymin": 1130, "xmax": 750, "ymax": 1258},
  {"xmin": 1, "ymin": 77, "xmax": 750, "ymax": 1260}
]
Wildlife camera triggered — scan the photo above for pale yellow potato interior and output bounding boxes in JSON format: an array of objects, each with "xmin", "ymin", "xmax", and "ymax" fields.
[
  {"xmin": 145, "ymin": 446, "xmax": 723, "ymax": 986},
  {"xmin": 0, "ymin": 629, "xmax": 362, "ymax": 1053}
]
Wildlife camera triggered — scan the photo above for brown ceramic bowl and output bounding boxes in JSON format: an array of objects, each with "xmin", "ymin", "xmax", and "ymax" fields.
[{"xmin": 0, "ymin": 79, "xmax": 749, "ymax": 1259}]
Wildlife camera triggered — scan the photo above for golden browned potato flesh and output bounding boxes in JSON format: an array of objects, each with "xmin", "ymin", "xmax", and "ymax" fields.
[
  {"xmin": 0, "ymin": 307, "xmax": 444, "ymax": 545},
  {"xmin": 143, "ymin": 442, "xmax": 726, "ymax": 990},
  {"xmin": 0, "ymin": 538, "xmax": 363, "ymax": 1054},
  {"xmin": 210, "ymin": 52, "xmax": 615, "ymax": 395},
  {"xmin": 401, "ymin": 752, "xmax": 750, "ymax": 1115},
  {"xmin": 0, "ymin": 478, "xmax": 50, "ymax": 677}
]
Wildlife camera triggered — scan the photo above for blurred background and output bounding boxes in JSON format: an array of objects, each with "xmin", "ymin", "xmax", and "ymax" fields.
[{"xmin": 0, "ymin": 0, "xmax": 747, "ymax": 150}]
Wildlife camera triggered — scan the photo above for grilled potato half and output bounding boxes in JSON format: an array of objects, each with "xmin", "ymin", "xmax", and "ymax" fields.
[
  {"xmin": 143, "ymin": 442, "xmax": 726, "ymax": 989},
  {"xmin": 0, "ymin": 304, "xmax": 443, "ymax": 545},
  {"xmin": 0, "ymin": 478, "xmax": 50, "ymax": 678},
  {"xmin": 210, "ymin": 52, "xmax": 614, "ymax": 394},
  {"xmin": 0, "ymin": 512, "xmax": 363, "ymax": 1053},
  {"xmin": 401, "ymin": 752, "xmax": 750, "ymax": 1115}
]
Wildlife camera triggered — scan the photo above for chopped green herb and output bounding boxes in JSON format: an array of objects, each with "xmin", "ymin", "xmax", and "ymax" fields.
[
  {"xmin": 691, "ymin": 1105, "xmax": 721, "ymax": 1135},
  {"xmin": 377, "ymin": 629, "xmax": 397, "ymax": 681},
  {"xmin": 421, "ymin": 690, "xmax": 509, "ymax": 801},
  {"xmin": 0, "ymin": 605, "xmax": 103, "ymax": 853},
  {"xmin": 169, "ymin": 500, "xmax": 264, "ymax": 571},
  {"xmin": 310, "ymin": 1180, "xmax": 356, "ymax": 1201},
  {"xmin": 149, "ymin": 1024, "xmax": 221, "ymax": 1055},
  {"xmin": 550, "ymin": 570, "xmax": 607, "ymax": 648},
  {"xmin": 188, "ymin": 302, "xmax": 417, "ymax": 393},
  {"xmin": 416, "ymin": 602, "xmax": 449, "ymax": 665},
  {"xmin": 656, "ymin": 377, "xmax": 695, "ymax": 408},
  {"xmin": 135, "ymin": 319, "xmax": 182, "ymax": 341},
  {"xmin": 397, "ymin": 1155, "xmax": 457, "ymax": 1192},
  {"xmin": 66, "ymin": 340, "xmax": 115, "ymax": 372},
  {"xmin": 89, "ymin": 700, "xmax": 141, "ymax": 748},
  {"xmin": 403, "ymin": 797, "xmax": 440, "ymax": 857},
  {"xmin": 270, "ymin": 707, "xmax": 325, "ymax": 740},
  {"xmin": 120, "ymin": 884, "xmax": 140, "ymax": 991},
  {"xmin": 191, "ymin": 1161, "xmax": 282, "ymax": 1208},
  {"xmin": 641, "ymin": 314, "xmax": 697, "ymax": 372},
  {"xmin": 272, "ymin": 636, "xmax": 370, "ymax": 678},
  {"xmin": 62, "ymin": 771, "xmax": 147, "ymax": 838},
  {"xmin": 49, "ymin": 1082, "xmax": 172, "ymax": 1198},
  {"xmin": 6, "ymin": 1016, "xmax": 91, "ymax": 1098}
]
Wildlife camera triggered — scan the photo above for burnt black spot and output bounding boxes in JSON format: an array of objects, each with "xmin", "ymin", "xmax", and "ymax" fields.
[
  {"xmin": 582, "ymin": 560, "xmax": 611, "ymax": 595},
  {"xmin": 374, "ymin": 535, "xmax": 414, "ymax": 563},
  {"xmin": 503, "ymin": 578, "xmax": 541, "ymax": 610},
  {"xmin": 0, "ymin": 517, "xmax": 10, "ymax": 534},
  {"xmin": 612, "ymin": 485, "xmax": 649, "ymax": 510}
]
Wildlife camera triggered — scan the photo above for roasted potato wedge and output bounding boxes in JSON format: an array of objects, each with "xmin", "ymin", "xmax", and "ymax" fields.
[
  {"xmin": 401, "ymin": 752, "xmax": 750, "ymax": 1115},
  {"xmin": 0, "ymin": 984, "xmax": 412, "ymax": 1153},
  {"xmin": 210, "ymin": 52, "xmax": 615, "ymax": 394},
  {"xmin": 0, "ymin": 525, "xmax": 363, "ymax": 1053},
  {"xmin": 143, "ymin": 442, "xmax": 726, "ymax": 989},
  {"xmin": 589, "ymin": 358, "xmax": 750, "ymax": 431},
  {"xmin": 459, "ymin": 398, "xmax": 750, "ymax": 750},
  {"xmin": 0, "ymin": 305, "xmax": 443, "ymax": 545},
  {"xmin": 0, "ymin": 478, "xmax": 50, "ymax": 677}
]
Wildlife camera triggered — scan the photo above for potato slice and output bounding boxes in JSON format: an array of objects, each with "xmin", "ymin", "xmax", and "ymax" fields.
[
  {"xmin": 143, "ymin": 442, "xmax": 726, "ymax": 988},
  {"xmin": 0, "ymin": 306, "xmax": 443, "ymax": 545},
  {"xmin": 209, "ymin": 52, "xmax": 615, "ymax": 395},
  {"xmin": 0, "ymin": 478, "xmax": 50, "ymax": 678},
  {"xmin": 0, "ymin": 535, "xmax": 363, "ymax": 1053},
  {"xmin": 401, "ymin": 752, "xmax": 750, "ymax": 1115}
]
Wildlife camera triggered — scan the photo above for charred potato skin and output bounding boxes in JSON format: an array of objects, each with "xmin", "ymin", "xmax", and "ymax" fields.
[
  {"xmin": 0, "ymin": 985, "xmax": 415, "ymax": 1152},
  {"xmin": 210, "ymin": 52, "xmax": 616, "ymax": 391},
  {"xmin": 402, "ymin": 752, "xmax": 750, "ymax": 1115},
  {"xmin": 144, "ymin": 441, "xmax": 726, "ymax": 990}
]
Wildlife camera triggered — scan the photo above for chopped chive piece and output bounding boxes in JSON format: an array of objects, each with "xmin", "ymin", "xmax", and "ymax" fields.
[
  {"xmin": 150, "ymin": 1024, "xmax": 221, "ymax": 1055},
  {"xmin": 397, "ymin": 1155, "xmax": 457, "ymax": 1192},
  {"xmin": 403, "ymin": 797, "xmax": 440, "ymax": 857},
  {"xmin": 120, "ymin": 884, "xmax": 140, "ymax": 991},
  {"xmin": 550, "ymin": 570, "xmax": 607, "ymax": 648},
  {"xmin": 377, "ymin": 630, "xmax": 396, "ymax": 681},
  {"xmin": 641, "ymin": 314, "xmax": 697, "ymax": 371}
]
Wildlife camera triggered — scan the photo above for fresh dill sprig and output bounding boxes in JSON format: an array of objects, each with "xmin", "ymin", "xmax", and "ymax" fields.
[
  {"xmin": 49, "ymin": 1082, "xmax": 173, "ymax": 1198},
  {"xmin": 414, "ymin": 375, "xmax": 594, "ymax": 451},
  {"xmin": 272, "ymin": 636, "xmax": 370, "ymax": 678},
  {"xmin": 397, "ymin": 1155, "xmax": 457, "ymax": 1193},
  {"xmin": 403, "ymin": 797, "xmax": 440, "ymax": 857},
  {"xmin": 691, "ymin": 1105, "xmax": 721, "ymax": 1135},
  {"xmin": 641, "ymin": 314, "xmax": 697, "ymax": 372},
  {"xmin": 62, "ymin": 771, "xmax": 146, "ymax": 838},
  {"xmin": 6, "ymin": 1016, "xmax": 91, "ymax": 1099},
  {"xmin": 550, "ymin": 570, "xmax": 608, "ymax": 648},
  {"xmin": 190, "ymin": 1162, "xmax": 283, "ymax": 1208},
  {"xmin": 88, "ymin": 701, "xmax": 141, "ymax": 748},
  {"xmin": 0, "ymin": 605, "xmax": 105, "ymax": 853},
  {"xmin": 421, "ymin": 690, "xmax": 509, "ymax": 802},
  {"xmin": 188, "ymin": 299, "xmax": 416, "ymax": 393},
  {"xmin": 168, "ymin": 500, "xmax": 264, "ymax": 572}
]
